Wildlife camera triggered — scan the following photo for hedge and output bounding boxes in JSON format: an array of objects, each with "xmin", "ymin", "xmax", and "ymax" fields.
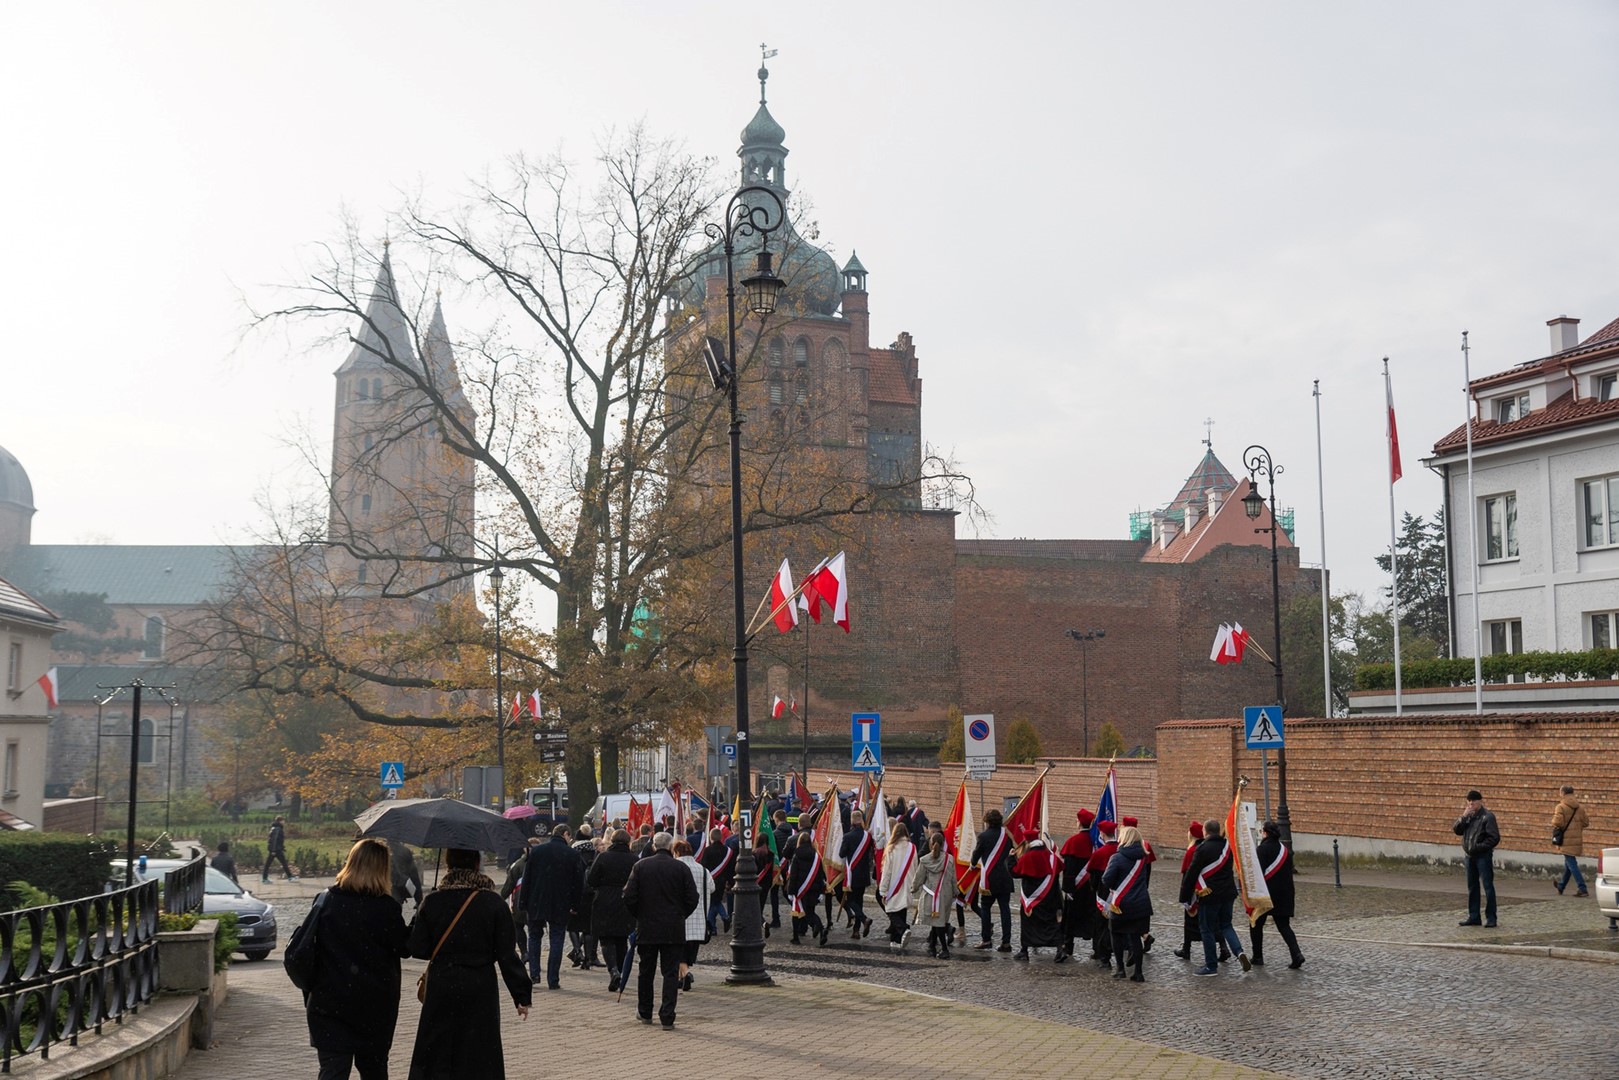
[
  {"xmin": 1355, "ymin": 647, "xmax": 1619, "ymax": 691},
  {"xmin": 0, "ymin": 833, "xmax": 117, "ymax": 907}
]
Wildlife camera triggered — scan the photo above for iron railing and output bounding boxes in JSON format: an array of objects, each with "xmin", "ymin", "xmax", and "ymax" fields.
[
  {"xmin": 161, "ymin": 857, "xmax": 206, "ymax": 917},
  {"xmin": 0, "ymin": 876, "xmax": 161, "ymax": 1072}
]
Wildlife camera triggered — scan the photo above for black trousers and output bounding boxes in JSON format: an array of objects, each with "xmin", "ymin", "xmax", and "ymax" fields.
[
  {"xmin": 845, "ymin": 886, "xmax": 868, "ymax": 928},
  {"xmin": 768, "ymin": 883, "xmax": 781, "ymax": 922},
  {"xmin": 887, "ymin": 909, "xmax": 908, "ymax": 943},
  {"xmin": 979, "ymin": 890, "xmax": 1011, "ymax": 945},
  {"xmin": 636, "ymin": 943, "xmax": 682, "ymax": 1023},
  {"xmin": 263, "ymin": 850, "xmax": 293, "ymax": 879},
  {"xmin": 599, "ymin": 934, "xmax": 627, "ymax": 984},
  {"xmin": 792, "ymin": 906, "xmax": 823, "ymax": 941},
  {"xmin": 1251, "ymin": 910, "xmax": 1302, "ymax": 964},
  {"xmin": 316, "ymin": 1049, "xmax": 386, "ymax": 1080}
]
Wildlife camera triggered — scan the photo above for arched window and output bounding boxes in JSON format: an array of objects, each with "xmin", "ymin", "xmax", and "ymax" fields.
[
  {"xmin": 357, "ymin": 563, "xmax": 368, "ymax": 585},
  {"xmin": 769, "ymin": 379, "xmax": 785, "ymax": 406},
  {"xmin": 793, "ymin": 338, "xmax": 810, "ymax": 367},
  {"xmin": 143, "ymin": 615, "xmax": 164, "ymax": 660},
  {"xmin": 356, "ymin": 379, "xmax": 369, "ymax": 401},
  {"xmin": 794, "ymin": 368, "xmax": 809, "ymax": 405},
  {"xmin": 371, "ymin": 377, "xmax": 384, "ymax": 400},
  {"xmin": 823, "ymin": 338, "xmax": 847, "ymax": 371},
  {"xmin": 363, "ymin": 433, "xmax": 374, "ymax": 452},
  {"xmin": 361, "ymin": 493, "xmax": 373, "ymax": 515},
  {"xmin": 768, "ymin": 338, "xmax": 785, "ymax": 367},
  {"xmin": 137, "ymin": 717, "xmax": 155, "ymax": 765}
]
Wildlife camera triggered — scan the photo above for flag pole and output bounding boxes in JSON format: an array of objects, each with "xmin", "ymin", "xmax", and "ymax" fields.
[
  {"xmin": 802, "ymin": 611, "xmax": 811, "ymax": 783},
  {"xmin": 1461, "ymin": 332, "xmax": 1484, "ymax": 713},
  {"xmin": 1314, "ymin": 379, "xmax": 1332, "ymax": 716},
  {"xmin": 1384, "ymin": 357, "xmax": 1404, "ymax": 716}
]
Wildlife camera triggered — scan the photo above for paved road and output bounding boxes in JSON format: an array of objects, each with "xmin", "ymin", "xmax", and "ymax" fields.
[{"xmin": 212, "ymin": 863, "xmax": 1617, "ymax": 1080}]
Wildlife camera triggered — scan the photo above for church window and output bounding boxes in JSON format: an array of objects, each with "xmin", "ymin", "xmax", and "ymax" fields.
[
  {"xmin": 372, "ymin": 377, "xmax": 384, "ymax": 400},
  {"xmin": 769, "ymin": 380, "xmax": 785, "ymax": 406},
  {"xmin": 356, "ymin": 380, "xmax": 369, "ymax": 401},
  {"xmin": 363, "ymin": 434, "xmax": 374, "ymax": 452},
  {"xmin": 793, "ymin": 338, "xmax": 810, "ymax": 367},
  {"xmin": 143, "ymin": 616, "xmax": 164, "ymax": 660},
  {"xmin": 361, "ymin": 494, "xmax": 373, "ymax": 515},
  {"xmin": 357, "ymin": 563, "xmax": 368, "ymax": 585},
  {"xmin": 768, "ymin": 338, "xmax": 785, "ymax": 367}
]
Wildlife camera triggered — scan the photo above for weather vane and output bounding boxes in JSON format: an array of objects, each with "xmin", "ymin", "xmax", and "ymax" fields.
[{"xmin": 1203, "ymin": 417, "xmax": 1215, "ymax": 450}]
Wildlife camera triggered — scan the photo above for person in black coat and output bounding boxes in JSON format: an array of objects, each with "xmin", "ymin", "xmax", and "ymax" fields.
[
  {"xmin": 838, "ymin": 810, "xmax": 875, "ymax": 938},
  {"xmin": 303, "ymin": 839, "xmax": 410, "ymax": 1080},
  {"xmin": 408, "ymin": 849, "xmax": 531, "ymax": 1079},
  {"xmin": 785, "ymin": 831, "xmax": 828, "ymax": 945},
  {"xmin": 1100, "ymin": 826, "xmax": 1153, "ymax": 982},
  {"xmin": 621, "ymin": 832, "xmax": 700, "ymax": 1029},
  {"xmin": 585, "ymin": 830, "xmax": 637, "ymax": 992},
  {"xmin": 698, "ymin": 829, "xmax": 736, "ymax": 935},
  {"xmin": 211, "ymin": 841, "xmax": 238, "ymax": 885},
  {"xmin": 1178, "ymin": 819, "xmax": 1251, "ymax": 975},
  {"xmin": 1251, "ymin": 820, "xmax": 1304, "ymax": 969},
  {"xmin": 970, "ymin": 809, "xmax": 1014, "ymax": 951},
  {"xmin": 388, "ymin": 838, "xmax": 422, "ymax": 910},
  {"xmin": 521, "ymin": 825, "xmax": 584, "ymax": 989},
  {"xmin": 567, "ymin": 827, "xmax": 600, "ymax": 969}
]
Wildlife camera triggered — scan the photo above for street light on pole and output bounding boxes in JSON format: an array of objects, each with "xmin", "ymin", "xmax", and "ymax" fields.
[
  {"xmin": 1064, "ymin": 629, "xmax": 1105, "ymax": 756},
  {"xmin": 701, "ymin": 181, "xmax": 785, "ymax": 987},
  {"xmin": 491, "ymin": 548, "xmax": 506, "ymax": 813},
  {"xmin": 1242, "ymin": 445, "xmax": 1291, "ymax": 843}
]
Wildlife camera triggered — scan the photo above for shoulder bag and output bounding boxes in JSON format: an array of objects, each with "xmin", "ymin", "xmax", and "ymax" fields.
[
  {"xmin": 283, "ymin": 889, "xmax": 329, "ymax": 993},
  {"xmin": 417, "ymin": 890, "xmax": 478, "ymax": 1003}
]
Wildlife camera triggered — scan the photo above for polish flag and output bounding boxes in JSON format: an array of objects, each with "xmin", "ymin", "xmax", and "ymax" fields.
[
  {"xmin": 771, "ymin": 695, "xmax": 787, "ymax": 720},
  {"xmin": 1210, "ymin": 623, "xmax": 1249, "ymax": 665},
  {"xmin": 509, "ymin": 693, "xmax": 523, "ymax": 724},
  {"xmin": 769, "ymin": 559, "xmax": 798, "ymax": 634},
  {"xmin": 798, "ymin": 556, "xmax": 829, "ymax": 621},
  {"xmin": 527, "ymin": 690, "xmax": 543, "ymax": 721},
  {"xmin": 1387, "ymin": 371, "xmax": 1403, "ymax": 484},
  {"xmin": 810, "ymin": 552, "xmax": 849, "ymax": 632},
  {"xmin": 1230, "ymin": 623, "xmax": 1251, "ymax": 662},
  {"xmin": 37, "ymin": 668, "xmax": 59, "ymax": 710}
]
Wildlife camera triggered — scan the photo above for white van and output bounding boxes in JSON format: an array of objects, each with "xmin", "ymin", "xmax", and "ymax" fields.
[{"xmin": 589, "ymin": 791, "xmax": 670, "ymax": 829}]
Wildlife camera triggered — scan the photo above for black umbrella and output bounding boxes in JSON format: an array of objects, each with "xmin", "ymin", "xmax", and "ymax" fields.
[{"xmin": 355, "ymin": 797, "xmax": 530, "ymax": 852}]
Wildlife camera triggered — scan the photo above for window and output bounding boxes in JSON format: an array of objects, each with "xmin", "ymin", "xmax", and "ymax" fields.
[
  {"xmin": 1581, "ymin": 474, "xmax": 1619, "ymax": 548},
  {"xmin": 363, "ymin": 433, "xmax": 374, "ymax": 452},
  {"xmin": 357, "ymin": 563, "xmax": 368, "ymax": 585},
  {"xmin": 137, "ymin": 718, "xmax": 155, "ymax": 766},
  {"xmin": 768, "ymin": 338, "xmax": 785, "ymax": 368},
  {"xmin": 768, "ymin": 380, "xmax": 784, "ymax": 406},
  {"xmin": 371, "ymin": 377, "xmax": 383, "ymax": 400},
  {"xmin": 1482, "ymin": 493, "xmax": 1517, "ymax": 560},
  {"xmin": 793, "ymin": 338, "xmax": 810, "ymax": 367},
  {"xmin": 1486, "ymin": 619, "xmax": 1523, "ymax": 655},
  {"xmin": 6, "ymin": 642, "xmax": 19, "ymax": 692},
  {"xmin": 1496, "ymin": 394, "xmax": 1531, "ymax": 423},
  {"xmin": 3, "ymin": 741, "xmax": 17, "ymax": 797},
  {"xmin": 1599, "ymin": 373, "xmax": 1617, "ymax": 402},
  {"xmin": 143, "ymin": 616, "xmax": 164, "ymax": 660},
  {"xmin": 1590, "ymin": 612, "xmax": 1619, "ymax": 650},
  {"xmin": 361, "ymin": 493, "xmax": 373, "ymax": 515},
  {"xmin": 356, "ymin": 379, "xmax": 369, "ymax": 401}
]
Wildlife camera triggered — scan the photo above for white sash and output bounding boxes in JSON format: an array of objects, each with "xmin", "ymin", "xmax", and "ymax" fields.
[
  {"xmin": 1261, "ymin": 843, "xmax": 1289, "ymax": 882},
  {"xmin": 791, "ymin": 851, "xmax": 821, "ymax": 916}
]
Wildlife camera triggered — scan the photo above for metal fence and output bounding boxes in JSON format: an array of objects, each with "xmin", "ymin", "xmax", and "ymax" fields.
[
  {"xmin": 0, "ymin": 875, "xmax": 163, "ymax": 1072},
  {"xmin": 161, "ymin": 857, "xmax": 206, "ymax": 917}
]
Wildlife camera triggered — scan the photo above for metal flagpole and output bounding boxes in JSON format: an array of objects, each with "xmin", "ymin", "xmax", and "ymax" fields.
[
  {"xmin": 1461, "ymin": 332, "xmax": 1484, "ymax": 711},
  {"xmin": 1384, "ymin": 358, "xmax": 1404, "ymax": 716},
  {"xmin": 802, "ymin": 611, "xmax": 810, "ymax": 783},
  {"xmin": 1314, "ymin": 379, "xmax": 1331, "ymax": 716}
]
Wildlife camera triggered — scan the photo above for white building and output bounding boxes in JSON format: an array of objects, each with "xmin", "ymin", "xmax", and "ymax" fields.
[
  {"xmin": 1427, "ymin": 314, "xmax": 1619, "ymax": 659},
  {"xmin": 1, "ymin": 576, "xmax": 61, "ymax": 828}
]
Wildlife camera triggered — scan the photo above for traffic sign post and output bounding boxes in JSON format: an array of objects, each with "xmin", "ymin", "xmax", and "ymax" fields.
[
  {"xmin": 851, "ymin": 712, "xmax": 883, "ymax": 772},
  {"xmin": 380, "ymin": 761, "xmax": 405, "ymax": 789},
  {"xmin": 532, "ymin": 730, "xmax": 567, "ymax": 764}
]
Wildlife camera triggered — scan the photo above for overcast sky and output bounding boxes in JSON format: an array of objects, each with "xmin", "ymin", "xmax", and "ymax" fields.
[{"xmin": 6, "ymin": 1, "xmax": 1618, "ymax": 602}]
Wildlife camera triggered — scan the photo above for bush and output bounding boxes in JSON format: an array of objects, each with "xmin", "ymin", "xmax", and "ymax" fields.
[
  {"xmin": 1093, "ymin": 722, "xmax": 1126, "ymax": 759},
  {"xmin": 1355, "ymin": 647, "xmax": 1619, "ymax": 690},
  {"xmin": 1004, "ymin": 718, "xmax": 1044, "ymax": 764},
  {"xmin": 0, "ymin": 834, "xmax": 116, "ymax": 907},
  {"xmin": 938, "ymin": 707, "xmax": 965, "ymax": 763}
]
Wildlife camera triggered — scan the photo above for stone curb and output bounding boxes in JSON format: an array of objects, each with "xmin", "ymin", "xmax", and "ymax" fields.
[{"xmin": 1316, "ymin": 935, "xmax": 1619, "ymax": 965}]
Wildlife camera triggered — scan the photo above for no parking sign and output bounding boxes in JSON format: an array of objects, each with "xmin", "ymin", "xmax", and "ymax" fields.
[{"xmin": 964, "ymin": 713, "xmax": 996, "ymax": 777}]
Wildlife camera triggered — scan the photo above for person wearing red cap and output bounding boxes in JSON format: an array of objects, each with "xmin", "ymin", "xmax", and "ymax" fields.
[
  {"xmin": 1059, "ymin": 809, "xmax": 1096, "ymax": 961},
  {"xmin": 1011, "ymin": 827, "xmax": 1064, "ymax": 962},
  {"xmin": 1172, "ymin": 820, "xmax": 1204, "ymax": 961},
  {"xmin": 1084, "ymin": 820, "xmax": 1119, "ymax": 967}
]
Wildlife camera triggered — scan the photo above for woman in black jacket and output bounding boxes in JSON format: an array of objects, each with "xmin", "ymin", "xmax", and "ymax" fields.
[
  {"xmin": 303, "ymin": 838, "xmax": 410, "ymax": 1080},
  {"xmin": 586, "ymin": 830, "xmax": 637, "ymax": 991},
  {"xmin": 785, "ymin": 832, "xmax": 828, "ymax": 946},
  {"xmin": 1251, "ymin": 820, "xmax": 1304, "ymax": 969},
  {"xmin": 568, "ymin": 827, "xmax": 600, "ymax": 970},
  {"xmin": 1100, "ymin": 826, "xmax": 1153, "ymax": 982}
]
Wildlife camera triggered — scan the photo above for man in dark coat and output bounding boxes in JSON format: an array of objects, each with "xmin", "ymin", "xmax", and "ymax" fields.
[
  {"xmin": 970, "ymin": 809, "xmax": 1014, "ymax": 952},
  {"xmin": 622, "ymin": 831, "xmax": 700, "ymax": 1029},
  {"xmin": 521, "ymin": 824, "xmax": 584, "ymax": 989},
  {"xmin": 1085, "ymin": 820, "xmax": 1119, "ymax": 964},
  {"xmin": 905, "ymin": 800, "xmax": 929, "ymax": 843},
  {"xmin": 838, "ymin": 809, "xmax": 876, "ymax": 938},
  {"xmin": 1251, "ymin": 820, "xmax": 1304, "ymax": 968},
  {"xmin": 1179, "ymin": 819, "xmax": 1251, "ymax": 975},
  {"xmin": 264, "ymin": 815, "xmax": 295, "ymax": 882},
  {"xmin": 211, "ymin": 841, "xmax": 238, "ymax": 884},
  {"xmin": 568, "ymin": 825, "xmax": 600, "ymax": 969},
  {"xmin": 699, "ymin": 829, "xmax": 737, "ymax": 935},
  {"xmin": 1059, "ymin": 808, "xmax": 1096, "ymax": 960},
  {"xmin": 1453, "ymin": 788, "xmax": 1500, "ymax": 927},
  {"xmin": 500, "ymin": 838, "xmax": 541, "ymax": 957}
]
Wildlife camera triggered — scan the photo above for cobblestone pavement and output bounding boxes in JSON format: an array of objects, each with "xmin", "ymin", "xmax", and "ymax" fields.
[{"xmin": 220, "ymin": 863, "xmax": 1618, "ymax": 1080}]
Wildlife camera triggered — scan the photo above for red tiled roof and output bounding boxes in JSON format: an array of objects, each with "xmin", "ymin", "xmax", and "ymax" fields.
[
  {"xmin": 1432, "ymin": 389, "xmax": 1619, "ymax": 455},
  {"xmin": 1583, "ymin": 315, "xmax": 1619, "ymax": 347},
  {"xmin": 956, "ymin": 538, "xmax": 1149, "ymax": 560},
  {"xmin": 867, "ymin": 348, "xmax": 919, "ymax": 406},
  {"xmin": 1468, "ymin": 317, "xmax": 1619, "ymax": 393}
]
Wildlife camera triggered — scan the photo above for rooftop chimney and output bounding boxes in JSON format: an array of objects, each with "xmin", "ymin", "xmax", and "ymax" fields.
[
  {"xmin": 1548, "ymin": 316, "xmax": 1580, "ymax": 354},
  {"xmin": 1208, "ymin": 488, "xmax": 1224, "ymax": 518},
  {"xmin": 1160, "ymin": 515, "xmax": 1179, "ymax": 551}
]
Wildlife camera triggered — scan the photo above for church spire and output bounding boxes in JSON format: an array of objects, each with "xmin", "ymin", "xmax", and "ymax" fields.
[{"xmin": 739, "ymin": 44, "xmax": 788, "ymax": 197}]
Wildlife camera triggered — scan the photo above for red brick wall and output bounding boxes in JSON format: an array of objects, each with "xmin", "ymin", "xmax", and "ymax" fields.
[{"xmin": 1158, "ymin": 713, "xmax": 1619, "ymax": 856}]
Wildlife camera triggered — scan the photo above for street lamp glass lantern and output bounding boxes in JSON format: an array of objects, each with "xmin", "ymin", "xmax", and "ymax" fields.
[
  {"xmin": 742, "ymin": 250, "xmax": 785, "ymax": 315},
  {"xmin": 1243, "ymin": 482, "xmax": 1266, "ymax": 520}
]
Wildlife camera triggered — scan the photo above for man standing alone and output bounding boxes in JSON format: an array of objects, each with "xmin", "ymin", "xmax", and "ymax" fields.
[
  {"xmin": 1454, "ymin": 789, "xmax": 1500, "ymax": 927},
  {"xmin": 1552, "ymin": 785, "xmax": 1591, "ymax": 898}
]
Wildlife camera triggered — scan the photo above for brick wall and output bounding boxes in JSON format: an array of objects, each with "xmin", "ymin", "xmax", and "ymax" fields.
[{"xmin": 1158, "ymin": 713, "xmax": 1619, "ymax": 857}]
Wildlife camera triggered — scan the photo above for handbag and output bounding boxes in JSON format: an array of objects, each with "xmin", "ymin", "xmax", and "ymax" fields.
[
  {"xmin": 1552, "ymin": 822, "xmax": 1566, "ymax": 846},
  {"xmin": 282, "ymin": 889, "xmax": 329, "ymax": 992},
  {"xmin": 417, "ymin": 890, "xmax": 478, "ymax": 1004}
]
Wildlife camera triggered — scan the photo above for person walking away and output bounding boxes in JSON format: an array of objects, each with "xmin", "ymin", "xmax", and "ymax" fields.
[
  {"xmin": 1172, "ymin": 821, "xmax": 1206, "ymax": 961},
  {"xmin": 673, "ymin": 839, "xmax": 711, "ymax": 990},
  {"xmin": 839, "ymin": 809, "xmax": 876, "ymax": 938},
  {"xmin": 912, "ymin": 831, "xmax": 957, "ymax": 957},
  {"xmin": 1085, "ymin": 819, "xmax": 1119, "ymax": 966},
  {"xmin": 303, "ymin": 839, "xmax": 410, "ymax": 1080},
  {"xmin": 1101, "ymin": 824, "xmax": 1153, "ymax": 982},
  {"xmin": 878, "ymin": 821, "xmax": 919, "ymax": 951},
  {"xmin": 1179, "ymin": 818, "xmax": 1251, "ymax": 976},
  {"xmin": 622, "ymin": 832, "xmax": 700, "ymax": 1029},
  {"xmin": 1011, "ymin": 827, "xmax": 1065, "ymax": 962},
  {"xmin": 265, "ymin": 815, "xmax": 296, "ymax": 881},
  {"xmin": 521, "ymin": 823, "xmax": 584, "ymax": 988},
  {"xmin": 1058, "ymin": 809, "xmax": 1095, "ymax": 961},
  {"xmin": 1552, "ymin": 785, "xmax": 1591, "ymax": 898},
  {"xmin": 751, "ymin": 833, "xmax": 776, "ymax": 937},
  {"xmin": 388, "ymin": 838, "xmax": 422, "ymax": 910},
  {"xmin": 1453, "ymin": 789, "xmax": 1500, "ymax": 927},
  {"xmin": 1251, "ymin": 820, "xmax": 1304, "ymax": 969},
  {"xmin": 698, "ymin": 828, "xmax": 736, "ymax": 934},
  {"xmin": 500, "ymin": 838, "xmax": 540, "ymax": 959},
  {"xmin": 212, "ymin": 841, "xmax": 239, "ymax": 885},
  {"xmin": 970, "ymin": 809, "xmax": 1014, "ymax": 952},
  {"xmin": 585, "ymin": 829, "xmax": 636, "ymax": 994},
  {"xmin": 568, "ymin": 825, "xmax": 600, "ymax": 969},
  {"xmin": 786, "ymin": 831, "xmax": 828, "ymax": 946},
  {"xmin": 407, "ymin": 849, "xmax": 530, "ymax": 1079}
]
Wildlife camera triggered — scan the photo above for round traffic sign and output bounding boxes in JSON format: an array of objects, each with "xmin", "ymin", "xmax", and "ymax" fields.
[{"xmin": 968, "ymin": 718, "xmax": 991, "ymax": 741}]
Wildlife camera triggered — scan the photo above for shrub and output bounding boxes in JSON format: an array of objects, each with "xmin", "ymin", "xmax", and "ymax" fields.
[
  {"xmin": 938, "ymin": 707, "xmax": 965, "ymax": 763},
  {"xmin": 0, "ymin": 834, "xmax": 116, "ymax": 907},
  {"xmin": 1355, "ymin": 647, "xmax": 1619, "ymax": 690},
  {"xmin": 1004, "ymin": 718, "xmax": 1044, "ymax": 764},
  {"xmin": 1093, "ymin": 722, "xmax": 1126, "ymax": 759}
]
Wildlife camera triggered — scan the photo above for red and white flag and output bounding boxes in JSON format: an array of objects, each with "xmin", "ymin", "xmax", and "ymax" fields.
[
  {"xmin": 36, "ymin": 668, "xmax": 59, "ymax": 709},
  {"xmin": 1387, "ymin": 366, "xmax": 1403, "ymax": 484},
  {"xmin": 798, "ymin": 556, "xmax": 828, "ymax": 621},
  {"xmin": 509, "ymin": 693, "xmax": 523, "ymax": 724},
  {"xmin": 810, "ymin": 551, "xmax": 849, "ymax": 632},
  {"xmin": 771, "ymin": 694, "xmax": 787, "ymax": 719},
  {"xmin": 1210, "ymin": 623, "xmax": 1250, "ymax": 665},
  {"xmin": 527, "ymin": 689, "xmax": 543, "ymax": 720},
  {"xmin": 768, "ymin": 558, "xmax": 798, "ymax": 634}
]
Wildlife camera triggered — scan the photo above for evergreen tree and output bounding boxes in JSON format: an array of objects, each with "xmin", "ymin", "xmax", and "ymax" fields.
[{"xmin": 1373, "ymin": 509, "xmax": 1450, "ymax": 657}]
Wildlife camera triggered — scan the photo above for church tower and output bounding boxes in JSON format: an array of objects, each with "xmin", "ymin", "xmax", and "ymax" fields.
[{"xmin": 329, "ymin": 247, "xmax": 476, "ymax": 598}]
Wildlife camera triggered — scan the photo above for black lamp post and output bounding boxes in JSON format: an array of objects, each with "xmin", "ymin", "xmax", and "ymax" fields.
[
  {"xmin": 1064, "ymin": 629, "xmax": 1105, "ymax": 756},
  {"xmin": 701, "ymin": 182, "xmax": 785, "ymax": 986},
  {"xmin": 491, "ymin": 551, "xmax": 505, "ymax": 812},
  {"xmin": 1242, "ymin": 445, "xmax": 1290, "ymax": 843}
]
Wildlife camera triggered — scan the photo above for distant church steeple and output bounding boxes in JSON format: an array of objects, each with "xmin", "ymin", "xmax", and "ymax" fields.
[{"xmin": 739, "ymin": 44, "xmax": 788, "ymax": 197}]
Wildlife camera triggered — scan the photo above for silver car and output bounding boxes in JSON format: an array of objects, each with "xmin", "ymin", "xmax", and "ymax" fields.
[
  {"xmin": 110, "ymin": 859, "xmax": 278, "ymax": 961},
  {"xmin": 1597, "ymin": 846, "xmax": 1619, "ymax": 931}
]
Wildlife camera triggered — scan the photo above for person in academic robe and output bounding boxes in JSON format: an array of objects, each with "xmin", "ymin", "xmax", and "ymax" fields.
[
  {"xmin": 838, "ymin": 809, "xmax": 876, "ymax": 938},
  {"xmin": 1251, "ymin": 820, "xmax": 1305, "ymax": 969},
  {"xmin": 970, "ymin": 809, "xmax": 1014, "ymax": 952},
  {"xmin": 877, "ymin": 821, "xmax": 919, "ymax": 950},
  {"xmin": 1012, "ymin": 828, "xmax": 1065, "ymax": 962},
  {"xmin": 785, "ymin": 832, "xmax": 828, "ymax": 946},
  {"xmin": 911, "ymin": 831, "xmax": 957, "ymax": 958},
  {"xmin": 1059, "ymin": 808, "xmax": 1096, "ymax": 960},
  {"xmin": 1085, "ymin": 819, "xmax": 1119, "ymax": 966},
  {"xmin": 1100, "ymin": 825, "xmax": 1153, "ymax": 982}
]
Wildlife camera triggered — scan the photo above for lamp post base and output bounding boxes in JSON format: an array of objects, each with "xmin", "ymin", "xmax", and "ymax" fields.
[{"xmin": 725, "ymin": 847, "xmax": 773, "ymax": 985}]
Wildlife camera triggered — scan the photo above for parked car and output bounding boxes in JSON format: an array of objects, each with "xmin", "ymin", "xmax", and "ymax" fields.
[
  {"xmin": 110, "ymin": 859, "xmax": 277, "ymax": 961},
  {"xmin": 1597, "ymin": 846, "xmax": 1619, "ymax": 931}
]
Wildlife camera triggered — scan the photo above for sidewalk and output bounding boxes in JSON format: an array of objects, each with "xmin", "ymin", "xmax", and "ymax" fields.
[{"xmin": 186, "ymin": 958, "xmax": 1287, "ymax": 1080}]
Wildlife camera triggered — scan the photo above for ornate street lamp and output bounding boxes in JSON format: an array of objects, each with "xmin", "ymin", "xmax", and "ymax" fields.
[
  {"xmin": 1243, "ymin": 445, "xmax": 1291, "ymax": 842},
  {"xmin": 701, "ymin": 182, "xmax": 785, "ymax": 986},
  {"xmin": 1064, "ymin": 629, "xmax": 1105, "ymax": 756}
]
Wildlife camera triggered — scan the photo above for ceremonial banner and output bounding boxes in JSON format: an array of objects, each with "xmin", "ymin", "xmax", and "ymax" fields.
[
  {"xmin": 1003, "ymin": 768, "xmax": 1050, "ymax": 845},
  {"xmin": 1090, "ymin": 767, "xmax": 1118, "ymax": 847},
  {"xmin": 942, "ymin": 779, "xmax": 978, "ymax": 904},
  {"xmin": 1225, "ymin": 786, "xmax": 1273, "ymax": 925},
  {"xmin": 813, "ymin": 784, "xmax": 845, "ymax": 888}
]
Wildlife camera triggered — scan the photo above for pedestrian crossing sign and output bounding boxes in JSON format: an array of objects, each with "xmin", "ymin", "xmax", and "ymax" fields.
[
  {"xmin": 852, "ymin": 744, "xmax": 882, "ymax": 771},
  {"xmin": 380, "ymin": 761, "xmax": 405, "ymax": 788},
  {"xmin": 1243, "ymin": 706, "xmax": 1284, "ymax": 749}
]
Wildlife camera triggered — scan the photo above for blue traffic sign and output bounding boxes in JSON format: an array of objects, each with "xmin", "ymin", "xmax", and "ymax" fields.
[
  {"xmin": 722, "ymin": 743, "xmax": 737, "ymax": 759},
  {"xmin": 1243, "ymin": 706, "xmax": 1284, "ymax": 749},
  {"xmin": 380, "ymin": 761, "xmax": 405, "ymax": 788},
  {"xmin": 851, "ymin": 712, "xmax": 883, "ymax": 772}
]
